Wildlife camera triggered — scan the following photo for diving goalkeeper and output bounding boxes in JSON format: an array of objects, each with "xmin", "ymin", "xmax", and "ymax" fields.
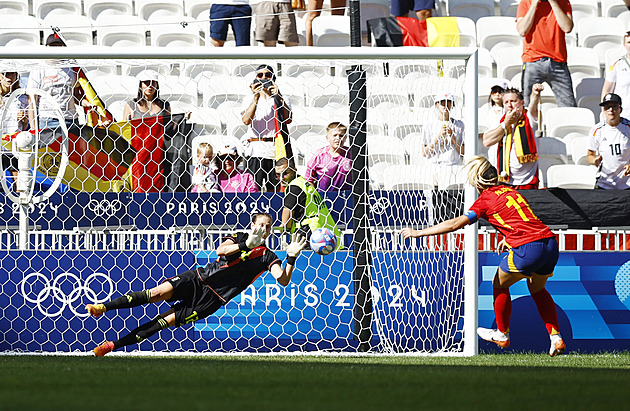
[{"xmin": 85, "ymin": 212, "xmax": 307, "ymax": 357}]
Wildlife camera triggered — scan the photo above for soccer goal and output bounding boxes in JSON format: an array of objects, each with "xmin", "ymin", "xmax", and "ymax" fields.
[{"xmin": 0, "ymin": 47, "xmax": 478, "ymax": 356}]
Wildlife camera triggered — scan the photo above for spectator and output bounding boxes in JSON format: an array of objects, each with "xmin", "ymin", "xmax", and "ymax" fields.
[
  {"xmin": 215, "ymin": 144, "xmax": 259, "ymax": 193},
  {"xmin": 487, "ymin": 81, "xmax": 508, "ymax": 130},
  {"xmin": 305, "ymin": 122, "xmax": 352, "ymax": 191},
  {"xmin": 305, "ymin": 0, "xmax": 346, "ymax": 46},
  {"xmin": 123, "ymin": 70, "xmax": 171, "ymax": 120},
  {"xmin": 482, "ymin": 85, "xmax": 543, "ymax": 189},
  {"xmin": 191, "ymin": 142, "xmax": 219, "ymax": 193},
  {"xmin": 27, "ymin": 34, "xmax": 102, "ymax": 144},
  {"xmin": 240, "ymin": 64, "xmax": 292, "ymax": 191},
  {"xmin": 254, "ymin": 0, "xmax": 299, "ymax": 46},
  {"xmin": 516, "ymin": 0, "xmax": 576, "ymax": 107},
  {"xmin": 276, "ymin": 156, "xmax": 341, "ymax": 244},
  {"xmin": 209, "ymin": 0, "xmax": 252, "ymax": 46},
  {"xmin": 422, "ymin": 93, "xmax": 465, "ymax": 165},
  {"xmin": 601, "ymin": 32, "xmax": 630, "ymax": 118},
  {"xmin": 0, "ymin": 71, "xmax": 28, "ymax": 186},
  {"xmin": 587, "ymin": 93, "xmax": 630, "ymax": 189},
  {"xmin": 391, "ymin": 0, "xmax": 434, "ymax": 21}
]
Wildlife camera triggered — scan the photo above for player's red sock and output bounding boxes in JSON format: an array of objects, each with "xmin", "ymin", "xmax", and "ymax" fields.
[
  {"xmin": 493, "ymin": 287, "xmax": 511, "ymax": 334},
  {"xmin": 531, "ymin": 288, "xmax": 560, "ymax": 335}
]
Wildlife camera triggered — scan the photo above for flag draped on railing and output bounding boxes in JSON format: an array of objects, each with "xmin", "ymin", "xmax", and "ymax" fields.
[{"xmin": 367, "ymin": 16, "xmax": 461, "ymax": 47}]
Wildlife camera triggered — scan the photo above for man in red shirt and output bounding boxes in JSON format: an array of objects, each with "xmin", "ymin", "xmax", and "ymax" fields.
[
  {"xmin": 517, "ymin": 0, "xmax": 576, "ymax": 107},
  {"xmin": 401, "ymin": 156, "xmax": 566, "ymax": 357}
]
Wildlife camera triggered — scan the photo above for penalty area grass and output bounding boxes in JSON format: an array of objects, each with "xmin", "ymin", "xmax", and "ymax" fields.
[{"xmin": 0, "ymin": 352, "xmax": 628, "ymax": 411}]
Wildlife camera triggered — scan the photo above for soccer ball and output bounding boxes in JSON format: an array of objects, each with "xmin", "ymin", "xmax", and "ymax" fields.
[
  {"xmin": 14, "ymin": 131, "xmax": 34, "ymax": 150},
  {"xmin": 310, "ymin": 227, "xmax": 337, "ymax": 255}
]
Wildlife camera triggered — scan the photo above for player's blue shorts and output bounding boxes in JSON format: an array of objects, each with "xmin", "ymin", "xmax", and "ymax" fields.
[
  {"xmin": 209, "ymin": 4, "xmax": 252, "ymax": 45},
  {"xmin": 499, "ymin": 237, "xmax": 559, "ymax": 276},
  {"xmin": 391, "ymin": 0, "xmax": 434, "ymax": 16}
]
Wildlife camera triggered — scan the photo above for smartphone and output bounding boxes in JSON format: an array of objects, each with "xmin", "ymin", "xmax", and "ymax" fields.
[{"xmin": 253, "ymin": 78, "xmax": 273, "ymax": 89}]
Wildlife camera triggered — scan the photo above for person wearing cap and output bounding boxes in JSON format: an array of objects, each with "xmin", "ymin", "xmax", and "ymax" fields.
[
  {"xmin": 191, "ymin": 142, "xmax": 219, "ymax": 193},
  {"xmin": 214, "ymin": 144, "xmax": 259, "ymax": 193},
  {"xmin": 601, "ymin": 32, "xmax": 630, "ymax": 119},
  {"xmin": 305, "ymin": 122, "xmax": 352, "ymax": 191},
  {"xmin": 487, "ymin": 81, "xmax": 508, "ymax": 130},
  {"xmin": 240, "ymin": 64, "xmax": 292, "ymax": 192},
  {"xmin": 587, "ymin": 93, "xmax": 630, "ymax": 189},
  {"xmin": 27, "ymin": 33, "xmax": 103, "ymax": 140},
  {"xmin": 483, "ymin": 84, "xmax": 544, "ymax": 190},
  {"xmin": 122, "ymin": 70, "xmax": 171, "ymax": 120},
  {"xmin": 421, "ymin": 92, "xmax": 465, "ymax": 166},
  {"xmin": 517, "ymin": 0, "xmax": 576, "ymax": 108}
]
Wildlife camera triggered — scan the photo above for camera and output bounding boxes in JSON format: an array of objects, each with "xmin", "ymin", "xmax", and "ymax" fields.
[{"xmin": 253, "ymin": 78, "xmax": 273, "ymax": 89}]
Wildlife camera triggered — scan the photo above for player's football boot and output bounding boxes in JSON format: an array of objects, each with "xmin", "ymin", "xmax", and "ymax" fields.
[
  {"xmin": 549, "ymin": 334, "xmax": 566, "ymax": 357},
  {"xmin": 93, "ymin": 341, "xmax": 115, "ymax": 357},
  {"xmin": 85, "ymin": 303, "xmax": 106, "ymax": 317},
  {"xmin": 477, "ymin": 327, "xmax": 510, "ymax": 348}
]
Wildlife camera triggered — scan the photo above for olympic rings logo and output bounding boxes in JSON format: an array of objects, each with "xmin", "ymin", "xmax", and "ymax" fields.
[
  {"xmin": 20, "ymin": 272, "xmax": 114, "ymax": 318},
  {"xmin": 88, "ymin": 199, "xmax": 122, "ymax": 217}
]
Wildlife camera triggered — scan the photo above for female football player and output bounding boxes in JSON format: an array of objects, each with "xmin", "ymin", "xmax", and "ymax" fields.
[{"xmin": 400, "ymin": 156, "xmax": 566, "ymax": 356}]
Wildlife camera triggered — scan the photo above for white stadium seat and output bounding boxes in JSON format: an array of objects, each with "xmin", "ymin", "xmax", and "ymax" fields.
[
  {"xmin": 448, "ymin": 0, "xmax": 494, "ymax": 23},
  {"xmin": 0, "ymin": 15, "xmax": 41, "ymax": 47},
  {"xmin": 499, "ymin": 0, "xmax": 519, "ymax": 17},
  {"xmin": 42, "ymin": 15, "xmax": 94, "ymax": 47},
  {"xmin": 150, "ymin": 18, "xmax": 201, "ymax": 47},
  {"xmin": 544, "ymin": 107, "xmax": 596, "ymax": 140},
  {"xmin": 494, "ymin": 46, "xmax": 523, "ymax": 85},
  {"xmin": 569, "ymin": 0, "xmax": 600, "ymax": 26},
  {"xmin": 476, "ymin": 16, "xmax": 521, "ymax": 60},
  {"xmin": 0, "ymin": 0, "xmax": 29, "ymax": 16},
  {"xmin": 567, "ymin": 47, "xmax": 602, "ymax": 84},
  {"xmin": 312, "ymin": 16, "xmax": 351, "ymax": 47},
  {"xmin": 97, "ymin": 15, "xmax": 147, "ymax": 47},
  {"xmin": 546, "ymin": 164, "xmax": 597, "ymax": 189},
  {"xmin": 85, "ymin": 0, "xmax": 133, "ymax": 23},
  {"xmin": 135, "ymin": 0, "xmax": 185, "ymax": 23},
  {"xmin": 33, "ymin": 0, "xmax": 82, "ymax": 22},
  {"xmin": 569, "ymin": 136, "xmax": 591, "ymax": 165},
  {"xmin": 577, "ymin": 17, "xmax": 625, "ymax": 67}
]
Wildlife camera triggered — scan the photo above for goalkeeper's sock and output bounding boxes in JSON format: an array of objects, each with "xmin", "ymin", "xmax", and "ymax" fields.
[
  {"xmin": 113, "ymin": 316, "xmax": 170, "ymax": 349},
  {"xmin": 493, "ymin": 287, "xmax": 512, "ymax": 334},
  {"xmin": 531, "ymin": 288, "xmax": 560, "ymax": 335},
  {"xmin": 103, "ymin": 290, "xmax": 152, "ymax": 311}
]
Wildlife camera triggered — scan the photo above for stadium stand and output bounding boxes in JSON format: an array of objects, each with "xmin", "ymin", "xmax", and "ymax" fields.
[
  {"xmin": 84, "ymin": 0, "xmax": 134, "ymax": 23},
  {"xmin": 447, "ymin": 0, "xmax": 494, "ymax": 23},
  {"xmin": 577, "ymin": 17, "xmax": 625, "ymax": 68},
  {"xmin": 546, "ymin": 164, "xmax": 598, "ymax": 189}
]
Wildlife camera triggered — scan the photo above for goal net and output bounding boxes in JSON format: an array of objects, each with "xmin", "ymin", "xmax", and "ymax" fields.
[{"xmin": 0, "ymin": 47, "xmax": 478, "ymax": 355}]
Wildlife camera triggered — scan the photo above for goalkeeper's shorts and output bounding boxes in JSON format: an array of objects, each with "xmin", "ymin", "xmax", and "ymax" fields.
[{"xmin": 165, "ymin": 269, "xmax": 223, "ymax": 326}]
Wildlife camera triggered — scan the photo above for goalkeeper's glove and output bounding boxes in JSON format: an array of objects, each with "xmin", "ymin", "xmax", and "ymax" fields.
[
  {"xmin": 243, "ymin": 226, "xmax": 266, "ymax": 250},
  {"xmin": 285, "ymin": 232, "xmax": 307, "ymax": 265}
]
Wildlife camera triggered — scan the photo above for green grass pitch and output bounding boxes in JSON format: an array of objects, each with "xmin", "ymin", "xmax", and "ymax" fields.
[{"xmin": 0, "ymin": 352, "xmax": 629, "ymax": 410}]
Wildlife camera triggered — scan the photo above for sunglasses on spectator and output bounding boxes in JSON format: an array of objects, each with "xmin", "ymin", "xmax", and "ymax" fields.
[
  {"xmin": 256, "ymin": 72, "xmax": 273, "ymax": 79},
  {"xmin": 603, "ymin": 104, "xmax": 621, "ymax": 111},
  {"xmin": 491, "ymin": 86, "xmax": 504, "ymax": 94}
]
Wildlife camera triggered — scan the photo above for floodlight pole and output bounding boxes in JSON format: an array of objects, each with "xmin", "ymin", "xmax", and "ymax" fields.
[{"xmin": 348, "ymin": 0, "xmax": 372, "ymax": 353}]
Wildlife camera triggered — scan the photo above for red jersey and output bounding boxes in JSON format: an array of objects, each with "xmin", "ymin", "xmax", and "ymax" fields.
[{"xmin": 466, "ymin": 185, "xmax": 554, "ymax": 248}]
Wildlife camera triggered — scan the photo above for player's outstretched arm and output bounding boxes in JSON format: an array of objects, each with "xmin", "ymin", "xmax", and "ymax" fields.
[
  {"xmin": 401, "ymin": 215, "xmax": 471, "ymax": 239},
  {"xmin": 272, "ymin": 233, "xmax": 307, "ymax": 286}
]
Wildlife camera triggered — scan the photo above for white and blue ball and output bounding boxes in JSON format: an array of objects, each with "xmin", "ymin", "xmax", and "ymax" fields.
[{"xmin": 310, "ymin": 227, "xmax": 337, "ymax": 255}]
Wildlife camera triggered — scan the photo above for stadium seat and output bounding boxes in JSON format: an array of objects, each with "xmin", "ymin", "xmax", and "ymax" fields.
[
  {"xmin": 476, "ymin": 17, "xmax": 521, "ymax": 60},
  {"xmin": 401, "ymin": 131, "xmax": 425, "ymax": 163},
  {"xmin": 537, "ymin": 137, "xmax": 568, "ymax": 163},
  {"xmin": 180, "ymin": 62, "xmax": 231, "ymax": 82},
  {"xmin": 367, "ymin": 135, "xmax": 406, "ymax": 167},
  {"xmin": 546, "ymin": 164, "xmax": 597, "ymax": 189},
  {"xmin": 106, "ymin": 100, "xmax": 127, "ymax": 122},
  {"xmin": 135, "ymin": 0, "xmax": 185, "ymax": 23},
  {"xmin": 293, "ymin": 132, "xmax": 329, "ymax": 166},
  {"xmin": 274, "ymin": 77, "xmax": 306, "ymax": 107},
  {"xmin": 605, "ymin": 46, "xmax": 626, "ymax": 69},
  {"xmin": 161, "ymin": 75, "xmax": 199, "ymax": 106},
  {"xmin": 0, "ymin": 0, "xmax": 29, "ymax": 16},
  {"xmin": 366, "ymin": 77, "xmax": 410, "ymax": 108},
  {"xmin": 499, "ymin": 0, "xmax": 519, "ymax": 17},
  {"xmin": 445, "ymin": 48, "xmax": 494, "ymax": 79},
  {"xmin": 575, "ymin": 77, "xmax": 605, "ymax": 119},
  {"xmin": 230, "ymin": 62, "xmax": 268, "ymax": 78},
  {"xmin": 33, "ymin": 0, "xmax": 82, "ymax": 23},
  {"xmin": 335, "ymin": 62, "xmax": 385, "ymax": 78},
  {"xmin": 353, "ymin": 0, "xmax": 390, "ymax": 37},
  {"xmin": 303, "ymin": 76, "xmax": 349, "ymax": 107},
  {"xmin": 567, "ymin": 47, "xmax": 602, "ymax": 84},
  {"xmin": 494, "ymin": 46, "xmax": 523, "ymax": 85},
  {"xmin": 90, "ymin": 74, "xmax": 138, "ymax": 107},
  {"xmin": 454, "ymin": 17, "xmax": 477, "ymax": 48},
  {"xmin": 42, "ymin": 15, "xmax": 94, "ymax": 47},
  {"xmin": 199, "ymin": 75, "xmax": 249, "ymax": 109},
  {"xmin": 411, "ymin": 77, "xmax": 464, "ymax": 109},
  {"xmin": 569, "ymin": 136, "xmax": 591, "ymax": 165},
  {"xmin": 282, "ymin": 63, "xmax": 332, "ymax": 78},
  {"xmin": 150, "ymin": 18, "xmax": 202, "ymax": 47},
  {"xmin": 569, "ymin": 0, "xmax": 600, "ymax": 27},
  {"xmin": 577, "ymin": 18, "xmax": 625, "ymax": 67},
  {"xmin": 189, "ymin": 107, "xmax": 223, "ymax": 137},
  {"xmin": 0, "ymin": 16, "xmax": 41, "ymax": 47},
  {"xmin": 382, "ymin": 164, "xmax": 436, "ymax": 190},
  {"xmin": 312, "ymin": 16, "xmax": 351, "ymax": 47},
  {"xmin": 185, "ymin": 0, "xmax": 212, "ymax": 20},
  {"xmin": 602, "ymin": 0, "xmax": 629, "ymax": 17},
  {"xmin": 368, "ymin": 161, "xmax": 391, "ymax": 190},
  {"xmin": 448, "ymin": 0, "xmax": 494, "ymax": 23},
  {"xmin": 85, "ymin": 0, "xmax": 133, "ymax": 23},
  {"xmin": 389, "ymin": 60, "xmax": 440, "ymax": 79},
  {"xmin": 544, "ymin": 107, "xmax": 595, "ymax": 140},
  {"xmin": 96, "ymin": 15, "xmax": 147, "ymax": 47},
  {"xmin": 121, "ymin": 63, "xmax": 172, "ymax": 77}
]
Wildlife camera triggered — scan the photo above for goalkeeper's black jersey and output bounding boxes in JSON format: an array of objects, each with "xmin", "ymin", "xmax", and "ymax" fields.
[{"xmin": 199, "ymin": 232, "xmax": 281, "ymax": 303}]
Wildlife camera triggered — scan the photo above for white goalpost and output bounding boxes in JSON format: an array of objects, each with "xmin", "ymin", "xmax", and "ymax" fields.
[{"xmin": 0, "ymin": 47, "xmax": 478, "ymax": 356}]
